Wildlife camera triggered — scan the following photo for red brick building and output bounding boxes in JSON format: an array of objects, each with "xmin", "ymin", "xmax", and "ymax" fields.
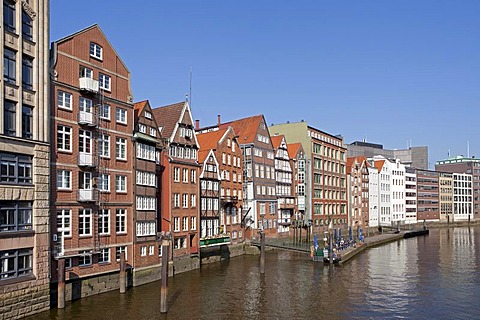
[
  {"xmin": 50, "ymin": 25, "xmax": 134, "ymax": 284},
  {"xmin": 152, "ymin": 101, "xmax": 200, "ymax": 270},
  {"xmin": 196, "ymin": 126, "xmax": 244, "ymax": 246},
  {"xmin": 346, "ymin": 156, "xmax": 370, "ymax": 229}
]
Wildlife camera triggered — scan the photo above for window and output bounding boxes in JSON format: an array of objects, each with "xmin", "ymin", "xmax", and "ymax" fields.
[
  {"xmin": 3, "ymin": 1, "xmax": 15, "ymax": 33},
  {"xmin": 116, "ymin": 138, "xmax": 127, "ymax": 160},
  {"xmin": 79, "ymin": 130, "xmax": 92, "ymax": 154},
  {"xmin": 99, "ymin": 73, "xmax": 111, "ymax": 91},
  {"xmin": 0, "ymin": 249, "xmax": 33, "ymax": 280},
  {"xmin": 141, "ymin": 246, "xmax": 147, "ymax": 257},
  {"xmin": 182, "ymin": 169, "xmax": 188, "ymax": 183},
  {"xmin": 191, "ymin": 170, "xmax": 196, "ymax": 183},
  {"xmin": 0, "ymin": 201, "xmax": 32, "ymax": 232},
  {"xmin": 136, "ymin": 196, "xmax": 155, "ymax": 210},
  {"xmin": 116, "ymin": 175, "xmax": 127, "ymax": 192},
  {"xmin": 79, "ymin": 97, "xmax": 93, "ymax": 113},
  {"xmin": 4, "ymin": 49, "xmax": 16, "ymax": 84},
  {"xmin": 145, "ymin": 111, "xmax": 152, "ymax": 119},
  {"xmin": 22, "ymin": 11, "xmax": 33, "ymax": 41},
  {"xmin": 90, "ymin": 42, "xmax": 103, "ymax": 60},
  {"xmin": 100, "ymin": 104, "xmax": 110, "ymax": 120},
  {"xmin": 116, "ymin": 108, "xmax": 127, "ymax": 124},
  {"xmin": 56, "ymin": 209, "xmax": 71, "ymax": 237},
  {"xmin": 136, "ymin": 221, "xmax": 156, "ymax": 236},
  {"xmin": 22, "ymin": 105, "xmax": 33, "ymax": 139},
  {"xmin": 0, "ymin": 152, "xmax": 32, "ymax": 184},
  {"xmin": 190, "ymin": 194, "xmax": 196, "ymax": 208},
  {"xmin": 173, "ymin": 217, "xmax": 180, "ymax": 232},
  {"xmin": 99, "ymin": 248, "xmax": 110, "ymax": 264},
  {"xmin": 182, "ymin": 217, "xmax": 188, "ymax": 231},
  {"xmin": 99, "ymin": 174, "xmax": 110, "ymax": 192},
  {"xmin": 190, "ymin": 216, "xmax": 196, "ymax": 231},
  {"xmin": 136, "ymin": 143, "xmax": 155, "ymax": 161},
  {"xmin": 79, "ymin": 251, "xmax": 92, "ymax": 266},
  {"xmin": 79, "ymin": 209, "xmax": 92, "ymax": 236},
  {"xmin": 22, "ymin": 56, "xmax": 33, "ymax": 90},
  {"xmin": 98, "ymin": 210, "xmax": 110, "ymax": 235},
  {"xmin": 173, "ymin": 194, "xmax": 180, "ymax": 208},
  {"xmin": 57, "ymin": 170, "xmax": 71, "ymax": 190},
  {"xmin": 79, "ymin": 66, "xmax": 93, "ymax": 78},
  {"xmin": 4, "ymin": 100, "xmax": 16, "ymax": 136},
  {"xmin": 57, "ymin": 91, "xmax": 72, "ymax": 110},
  {"xmin": 149, "ymin": 245, "xmax": 154, "ymax": 256},
  {"xmin": 182, "ymin": 194, "xmax": 188, "ymax": 208},
  {"xmin": 116, "ymin": 246, "xmax": 127, "ymax": 261},
  {"xmin": 174, "ymin": 168, "xmax": 180, "ymax": 182},
  {"xmin": 99, "ymin": 134, "xmax": 110, "ymax": 158},
  {"xmin": 139, "ymin": 124, "xmax": 147, "ymax": 133},
  {"xmin": 150, "ymin": 127, "xmax": 157, "ymax": 137},
  {"xmin": 116, "ymin": 209, "xmax": 126, "ymax": 234}
]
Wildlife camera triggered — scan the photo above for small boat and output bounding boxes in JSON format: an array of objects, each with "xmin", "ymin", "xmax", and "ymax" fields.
[{"xmin": 323, "ymin": 256, "xmax": 341, "ymax": 264}]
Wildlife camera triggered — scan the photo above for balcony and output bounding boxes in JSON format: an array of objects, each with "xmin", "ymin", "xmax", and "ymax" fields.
[
  {"xmin": 78, "ymin": 152, "xmax": 95, "ymax": 167},
  {"xmin": 78, "ymin": 189, "xmax": 97, "ymax": 202},
  {"xmin": 199, "ymin": 235, "xmax": 231, "ymax": 248},
  {"xmin": 78, "ymin": 111, "xmax": 96, "ymax": 126},
  {"xmin": 79, "ymin": 77, "xmax": 99, "ymax": 93}
]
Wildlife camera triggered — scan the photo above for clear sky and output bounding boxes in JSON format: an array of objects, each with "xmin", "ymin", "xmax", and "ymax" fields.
[{"xmin": 51, "ymin": 1, "xmax": 480, "ymax": 167}]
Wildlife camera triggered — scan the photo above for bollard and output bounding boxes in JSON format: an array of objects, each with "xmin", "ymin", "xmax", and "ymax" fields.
[
  {"xmin": 160, "ymin": 240, "xmax": 170, "ymax": 313},
  {"xmin": 119, "ymin": 252, "xmax": 126, "ymax": 294},
  {"xmin": 329, "ymin": 231, "xmax": 333, "ymax": 265},
  {"xmin": 57, "ymin": 259, "xmax": 65, "ymax": 309},
  {"xmin": 260, "ymin": 231, "xmax": 265, "ymax": 274}
]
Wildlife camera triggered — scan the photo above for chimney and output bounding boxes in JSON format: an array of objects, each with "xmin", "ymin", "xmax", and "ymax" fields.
[
  {"xmin": 195, "ymin": 119, "xmax": 200, "ymax": 130},
  {"xmin": 217, "ymin": 114, "xmax": 221, "ymax": 126}
]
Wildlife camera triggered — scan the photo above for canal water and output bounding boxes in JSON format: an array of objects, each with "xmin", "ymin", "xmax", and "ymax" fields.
[{"xmin": 34, "ymin": 226, "xmax": 480, "ymax": 319}]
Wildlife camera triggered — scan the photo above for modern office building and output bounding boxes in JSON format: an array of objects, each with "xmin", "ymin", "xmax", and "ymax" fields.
[
  {"xmin": 439, "ymin": 172, "xmax": 453, "ymax": 223},
  {"xmin": 405, "ymin": 167, "xmax": 417, "ymax": 224},
  {"xmin": 348, "ymin": 141, "xmax": 428, "ymax": 170},
  {"xmin": 436, "ymin": 156, "xmax": 480, "ymax": 221},
  {"xmin": 416, "ymin": 169, "xmax": 440, "ymax": 222},
  {"xmin": 452, "ymin": 173, "xmax": 473, "ymax": 222},
  {"xmin": 1, "ymin": 0, "xmax": 50, "ymax": 318}
]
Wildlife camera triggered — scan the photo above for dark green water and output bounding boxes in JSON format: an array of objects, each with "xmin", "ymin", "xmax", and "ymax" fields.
[{"xmin": 33, "ymin": 227, "xmax": 480, "ymax": 319}]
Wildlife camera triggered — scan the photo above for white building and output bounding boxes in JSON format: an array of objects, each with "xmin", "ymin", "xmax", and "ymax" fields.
[
  {"xmin": 453, "ymin": 173, "xmax": 473, "ymax": 221},
  {"xmin": 367, "ymin": 166, "xmax": 379, "ymax": 228},
  {"xmin": 405, "ymin": 167, "xmax": 417, "ymax": 224}
]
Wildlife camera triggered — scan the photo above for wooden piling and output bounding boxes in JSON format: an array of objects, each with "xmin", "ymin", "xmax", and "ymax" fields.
[
  {"xmin": 119, "ymin": 252, "xmax": 126, "ymax": 294},
  {"xmin": 57, "ymin": 259, "xmax": 65, "ymax": 309},
  {"xmin": 160, "ymin": 240, "xmax": 170, "ymax": 313},
  {"xmin": 260, "ymin": 231, "xmax": 265, "ymax": 274}
]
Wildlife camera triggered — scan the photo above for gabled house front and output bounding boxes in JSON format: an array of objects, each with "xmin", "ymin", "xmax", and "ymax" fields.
[{"xmin": 152, "ymin": 100, "xmax": 201, "ymax": 272}]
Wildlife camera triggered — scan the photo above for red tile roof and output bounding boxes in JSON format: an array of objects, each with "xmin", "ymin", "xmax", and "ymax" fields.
[
  {"xmin": 151, "ymin": 101, "xmax": 185, "ymax": 139},
  {"xmin": 133, "ymin": 100, "xmax": 148, "ymax": 120},
  {"xmin": 197, "ymin": 150, "xmax": 211, "ymax": 163},
  {"xmin": 196, "ymin": 129, "xmax": 228, "ymax": 153},
  {"xmin": 374, "ymin": 160, "xmax": 385, "ymax": 172},
  {"xmin": 287, "ymin": 143, "xmax": 302, "ymax": 159},
  {"xmin": 271, "ymin": 135, "xmax": 284, "ymax": 150},
  {"xmin": 219, "ymin": 115, "xmax": 264, "ymax": 144}
]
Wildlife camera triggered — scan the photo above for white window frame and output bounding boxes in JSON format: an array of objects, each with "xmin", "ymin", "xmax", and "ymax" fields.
[
  {"xmin": 139, "ymin": 124, "xmax": 147, "ymax": 133},
  {"xmin": 116, "ymin": 209, "xmax": 127, "ymax": 234},
  {"xmin": 100, "ymin": 104, "xmax": 110, "ymax": 120},
  {"xmin": 149, "ymin": 245, "xmax": 154, "ymax": 255},
  {"xmin": 79, "ymin": 209, "xmax": 92, "ymax": 236},
  {"xmin": 57, "ymin": 125, "xmax": 72, "ymax": 152},
  {"xmin": 182, "ymin": 168, "xmax": 188, "ymax": 183},
  {"xmin": 99, "ymin": 174, "xmax": 110, "ymax": 192},
  {"xmin": 115, "ymin": 246, "xmax": 127, "ymax": 261},
  {"xmin": 116, "ymin": 175, "xmax": 127, "ymax": 192},
  {"xmin": 57, "ymin": 170, "xmax": 71, "ymax": 190},
  {"xmin": 182, "ymin": 216, "xmax": 188, "ymax": 231},
  {"xmin": 79, "ymin": 251, "xmax": 92, "ymax": 266},
  {"xmin": 182, "ymin": 193, "xmax": 188, "ymax": 208},
  {"xmin": 116, "ymin": 137, "xmax": 127, "ymax": 160},
  {"xmin": 99, "ymin": 134, "xmax": 110, "ymax": 158},
  {"xmin": 99, "ymin": 248, "xmax": 110, "ymax": 264},
  {"xmin": 79, "ymin": 97, "xmax": 92, "ymax": 113},
  {"xmin": 145, "ymin": 111, "xmax": 152, "ymax": 119},
  {"xmin": 141, "ymin": 246, "xmax": 147, "ymax": 257},
  {"xmin": 57, "ymin": 91, "xmax": 72, "ymax": 110},
  {"xmin": 90, "ymin": 42, "xmax": 103, "ymax": 60},
  {"xmin": 99, "ymin": 73, "xmax": 111, "ymax": 91},
  {"xmin": 190, "ymin": 216, "xmax": 196, "ymax": 231},
  {"xmin": 173, "ymin": 217, "xmax": 180, "ymax": 232},
  {"xmin": 116, "ymin": 108, "xmax": 127, "ymax": 124},
  {"xmin": 98, "ymin": 209, "xmax": 110, "ymax": 235}
]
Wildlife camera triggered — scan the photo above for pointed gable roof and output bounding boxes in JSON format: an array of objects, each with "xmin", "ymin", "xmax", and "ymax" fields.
[
  {"xmin": 219, "ymin": 115, "xmax": 264, "ymax": 144},
  {"xmin": 271, "ymin": 135, "xmax": 284, "ymax": 150},
  {"xmin": 374, "ymin": 160, "xmax": 386, "ymax": 172},
  {"xmin": 196, "ymin": 128, "xmax": 228, "ymax": 153},
  {"xmin": 287, "ymin": 143, "xmax": 302, "ymax": 159},
  {"xmin": 151, "ymin": 101, "xmax": 186, "ymax": 140},
  {"xmin": 52, "ymin": 24, "xmax": 130, "ymax": 73},
  {"xmin": 134, "ymin": 100, "xmax": 149, "ymax": 120}
]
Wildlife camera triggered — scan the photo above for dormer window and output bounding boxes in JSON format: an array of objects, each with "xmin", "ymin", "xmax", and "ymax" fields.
[
  {"xmin": 90, "ymin": 42, "xmax": 103, "ymax": 60},
  {"xmin": 145, "ymin": 111, "xmax": 152, "ymax": 119}
]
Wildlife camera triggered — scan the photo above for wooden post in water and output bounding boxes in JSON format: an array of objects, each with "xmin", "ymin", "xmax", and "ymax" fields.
[
  {"xmin": 119, "ymin": 252, "xmax": 126, "ymax": 294},
  {"xmin": 329, "ymin": 230, "xmax": 333, "ymax": 265},
  {"xmin": 260, "ymin": 231, "xmax": 265, "ymax": 274},
  {"xmin": 57, "ymin": 259, "xmax": 65, "ymax": 309},
  {"xmin": 160, "ymin": 239, "xmax": 170, "ymax": 313}
]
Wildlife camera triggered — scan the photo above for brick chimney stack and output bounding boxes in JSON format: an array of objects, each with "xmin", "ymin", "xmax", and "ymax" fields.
[
  {"xmin": 195, "ymin": 119, "xmax": 200, "ymax": 130},
  {"xmin": 217, "ymin": 114, "xmax": 221, "ymax": 126}
]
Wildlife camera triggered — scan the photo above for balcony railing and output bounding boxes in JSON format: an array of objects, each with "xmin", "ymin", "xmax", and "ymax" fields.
[
  {"xmin": 78, "ymin": 152, "xmax": 95, "ymax": 167},
  {"xmin": 78, "ymin": 189, "xmax": 97, "ymax": 202},
  {"xmin": 78, "ymin": 111, "xmax": 96, "ymax": 126},
  {"xmin": 199, "ymin": 235, "xmax": 231, "ymax": 248},
  {"xmin": 79, "ymin": 77, "xmax": 99, "ymax": 93}
]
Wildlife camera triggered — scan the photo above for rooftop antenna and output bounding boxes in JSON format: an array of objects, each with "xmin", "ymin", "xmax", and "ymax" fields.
[
  {"xmin": 467, "ymin": 141, "xmax": 470, "ymax": 158},
  {"xmin": 448, "ymin": 149, "xmax": 450, "ymax": 158}
]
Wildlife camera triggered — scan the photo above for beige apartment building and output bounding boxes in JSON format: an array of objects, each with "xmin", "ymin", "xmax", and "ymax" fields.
[
  {"xmin": 439, "ymin": 172, "xmax": 453, "ymax": 223},
  {"xmin": 0, "ymin": 0, "xmax": 51, "ymax": 318}
]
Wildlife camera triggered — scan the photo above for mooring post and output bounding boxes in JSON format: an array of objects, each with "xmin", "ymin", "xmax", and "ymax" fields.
[
  {"xmin": 260, "ymin": 231, "xmax": 265, "ymax": 274},
  {"xmin": 57, "ymin": 259, "xmax": 65, "ymax": 309},
  {"xmin": 329, "ymin": 230, "xmax": 333, "ymax": 265},
  {"xmin": 160, "ymin": 239, "xmax": 170, "ymax": 313},
  {"xmin": 119, "ymin": 252, "xmax": 126, "ymax": 294}
]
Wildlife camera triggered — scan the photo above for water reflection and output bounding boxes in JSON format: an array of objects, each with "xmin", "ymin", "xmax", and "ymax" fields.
[{"xmin": 32, "ymin": 227, "xmax": 480, "ymax": 320}]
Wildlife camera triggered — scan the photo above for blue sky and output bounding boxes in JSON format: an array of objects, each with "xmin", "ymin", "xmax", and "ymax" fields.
[{"xmin": 51, "ymin": 1, "xmax": 480, "ymax": 167}]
